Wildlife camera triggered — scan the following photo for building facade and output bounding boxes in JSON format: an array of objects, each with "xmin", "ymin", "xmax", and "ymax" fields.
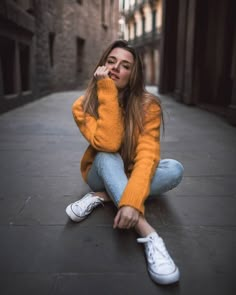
[
  {"xmin": 0, "ymin": 0, "xmax": 119, "ymax": 113},
  {"xmin": 159, "ymin": 0, "xmax": 236, "ymax": 125},
  {"xmin": 120, "ymin": 0, "xmax": 236, "ymax": 125},
  {"xmin": 120, "ymin": 0, "xmax": 162, "ymax": 85}
]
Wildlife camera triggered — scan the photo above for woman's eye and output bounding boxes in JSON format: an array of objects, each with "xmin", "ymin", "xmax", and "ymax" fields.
[
  {"xmin": 123, "ymin": 65, "xmax": 130, "ymax": 70},
  {"xmin": 107, "ymin": 60, "xmax": 114, "ymax": 64}
]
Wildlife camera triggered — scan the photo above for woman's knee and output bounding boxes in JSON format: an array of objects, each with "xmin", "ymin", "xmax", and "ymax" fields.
[
  {"xmin": 160, "ymin": 159, "xmax": 184, "ymax": 183},
  {"xmin": 167, "ymin": 159, "xmax": 184, "ymax": 184}
]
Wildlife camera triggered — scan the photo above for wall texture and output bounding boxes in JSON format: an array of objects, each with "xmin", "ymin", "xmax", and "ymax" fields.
[{"xmin": 0, "ymin": 0, "xmax": 119, "ymax": 113}]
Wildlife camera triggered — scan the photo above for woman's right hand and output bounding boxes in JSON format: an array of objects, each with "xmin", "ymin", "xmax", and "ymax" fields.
[
  {"xmin": 113, "ymin": 206, "xmax": 140, "ymax": 229},
  {"xmin": 94, "ymin": 66, "xmax": 110, "ymax": 80}
]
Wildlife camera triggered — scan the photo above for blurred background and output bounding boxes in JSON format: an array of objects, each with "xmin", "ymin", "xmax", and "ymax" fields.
[{"xmin": 0, "ymin": 0, "xmax": 235, "ymax": 125}]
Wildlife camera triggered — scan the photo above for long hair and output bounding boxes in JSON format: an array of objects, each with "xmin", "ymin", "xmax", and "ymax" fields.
[{"xmin": 83, "ymin": 40, "xmax": 163, "ymax": 171}]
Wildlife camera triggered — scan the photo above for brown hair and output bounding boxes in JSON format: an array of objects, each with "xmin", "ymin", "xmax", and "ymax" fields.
[{"xmin": 83, "ymin": 40, "xmax": 163, "ymax": 171}]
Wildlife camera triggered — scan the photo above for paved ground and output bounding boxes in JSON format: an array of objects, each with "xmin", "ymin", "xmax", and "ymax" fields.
[{"xmin": 0, "ymin": 87, "xmax": 235, "ymax": 295}]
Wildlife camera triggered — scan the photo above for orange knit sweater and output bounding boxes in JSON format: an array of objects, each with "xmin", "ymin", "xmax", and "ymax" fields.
[{"xmin": 72, "ymin": 78, "xmax": 161, "ymax": 214}]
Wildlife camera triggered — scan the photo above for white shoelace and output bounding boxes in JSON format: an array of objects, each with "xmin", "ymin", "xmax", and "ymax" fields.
[
  {"xmin": 137, "ymin": 236, "xmax": 172, "ymax": 266},
  {"xmin": 74, "ymin": 195, "xmax": 104, "ymax": 213}
]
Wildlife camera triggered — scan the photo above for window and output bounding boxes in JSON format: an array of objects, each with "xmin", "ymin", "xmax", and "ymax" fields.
[
  {"xmin": 142, "ymin": 16, "xmax": 146, "ymax": 35},
  {"xmin": 49, "ymin": 32, "xmax": 55, "ymax": 67},
  {"xmin": 0, "ymin": 37, "xmax": 16, "ymax": 95},
  {"xmin": 110, "ymin": 0, "xmax": 114, "ymax": 25},
  {"xmin": 76, "ymin": 37, "xmax": 85, "ymax": 73},
  {"xmin": 152, "ymin": 9, "xmax": 156, "ymax": 32},
  {"xmin": 19, "ymin": 43, "xmax": 30, "ymax": 92},
  {"xmin": 101, "ymin": 0, "xmax": 108, "ymax": 29},
  {"xmin": 122, "ymin": 0, "xmax": 125, "ymax": 10}
]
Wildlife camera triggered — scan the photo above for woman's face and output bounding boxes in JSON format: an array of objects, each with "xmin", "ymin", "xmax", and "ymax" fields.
[{"xmin": 105, "ymin": 47, "xmax": 134, "ymax": 91}]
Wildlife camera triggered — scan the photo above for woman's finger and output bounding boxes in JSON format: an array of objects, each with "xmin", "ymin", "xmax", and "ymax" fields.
[
  {"xmin": 113, "ymin": 210, "xmax": 121, "ymax": 229},
  {"xmin": 94, "ymin": 66, "xmax": 109, "ymax": 80}
]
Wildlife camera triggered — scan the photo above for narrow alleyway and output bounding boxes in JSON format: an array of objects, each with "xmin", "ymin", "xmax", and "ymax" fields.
[{"xmin": 0, "ymin": 88, "xmax": 235, "ymax": 295}]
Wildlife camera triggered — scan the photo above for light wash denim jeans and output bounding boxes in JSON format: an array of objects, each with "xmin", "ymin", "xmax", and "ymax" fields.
[{"xmin": 87, "ymin": 152, "xmax": 184, "ymax": 207}]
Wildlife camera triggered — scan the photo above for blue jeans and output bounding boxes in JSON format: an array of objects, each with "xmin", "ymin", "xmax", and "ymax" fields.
[{"xmin": 87, "ymin": 152, "xmax": 184, "ymax": 206}]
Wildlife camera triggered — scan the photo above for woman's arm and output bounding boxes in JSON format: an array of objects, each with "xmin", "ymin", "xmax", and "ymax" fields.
[
  {"xmin": 72, "ymin": 78, "xmax": 124, "ymax": 152},
  {"xmin": 118, "ymin": 102, "xmax": 161, "ymax": 215}
]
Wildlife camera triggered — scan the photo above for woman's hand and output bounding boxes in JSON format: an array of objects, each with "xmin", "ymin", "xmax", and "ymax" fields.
[
  {"xmin": 113, "ymin": 206, "xmax": 140, "ymax": 229},
  {"xmin": 94, "ymin": 66, "xmax": 110, "ymax": 80}
]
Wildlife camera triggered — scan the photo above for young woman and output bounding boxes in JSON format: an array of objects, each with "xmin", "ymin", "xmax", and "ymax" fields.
[{"xmin": 66, "ymin": 40, "xmax": 184, "ymax": 285}]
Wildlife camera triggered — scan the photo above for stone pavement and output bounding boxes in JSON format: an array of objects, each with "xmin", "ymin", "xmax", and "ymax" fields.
[{"xmin": 0, "ymin": 87, "xmax": 235, "ymax": 295}]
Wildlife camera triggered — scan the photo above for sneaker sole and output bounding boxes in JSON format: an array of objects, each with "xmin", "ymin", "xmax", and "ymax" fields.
[
  {"xmin": 149, "ymin": 266, "xmax": 180, "ymax": 285},
  {"xmin": 65, "ymin": 205, "xmax": 85, "ymax": 222}
]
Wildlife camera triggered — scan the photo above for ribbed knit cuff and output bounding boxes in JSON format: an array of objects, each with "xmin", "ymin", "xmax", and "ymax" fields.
[
  {"xmin": 97, "ymin": 78, "xmax": 117, "ymax": 91},
  {"xmin": 119, "ymin": 198, "xmax": 145, "ymax": 215}
]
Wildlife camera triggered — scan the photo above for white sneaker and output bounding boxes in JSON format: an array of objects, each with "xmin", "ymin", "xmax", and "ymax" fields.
[
  {"xmin": 65, "ymin": 193, "xmax": 104, "ymax": 222},
  {"xmin": 137, "ymin": 232, "xmax": 180, "ymax": 285}
]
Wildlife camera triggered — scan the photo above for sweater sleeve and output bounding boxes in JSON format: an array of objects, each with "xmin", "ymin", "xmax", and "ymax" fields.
[
  {"xmin": 72, "ymin": 78, "xmax": 124, "ymax": 152},
  {"xmin": 118, "ymin": 102, "xmax": 161, "ymax": 215}
]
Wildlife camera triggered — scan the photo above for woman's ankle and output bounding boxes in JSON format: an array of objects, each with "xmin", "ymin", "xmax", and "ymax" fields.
[
  {"xmin": 92, "ymin": 191, "xmax": 111, "ymax": 202},
  {"xmin": 135, "ymin": 215, "xmax": 156, "ymax": 237}
]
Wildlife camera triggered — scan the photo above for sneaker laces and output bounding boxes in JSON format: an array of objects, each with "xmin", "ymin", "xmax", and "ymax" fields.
[
  {"xmin": 137, "ymin": 235, "xmax": 172, "ymax": 267},
  {"xmin": 74, "ymin": 195, "xmax": 104, "ymax": 213}
]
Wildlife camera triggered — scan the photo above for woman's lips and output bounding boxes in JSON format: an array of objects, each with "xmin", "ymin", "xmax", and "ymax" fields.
[{"xmin": 109, "ymin": 73, "xmax": 119, "ymax": 80}]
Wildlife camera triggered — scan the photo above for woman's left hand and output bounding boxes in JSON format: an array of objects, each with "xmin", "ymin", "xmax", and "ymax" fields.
[{"xmin": 113, "ymin": 206, "xmax": 140, "ymax": 229}]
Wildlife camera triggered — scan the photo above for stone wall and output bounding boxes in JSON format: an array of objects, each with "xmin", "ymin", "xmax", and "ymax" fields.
[
  {"xmin": 0, "ymin": 0, "xmax": 119, "ymax": 113},
  {"xmin": 34, "ymin": 0, "xmax": 119, "ymax": 92}
]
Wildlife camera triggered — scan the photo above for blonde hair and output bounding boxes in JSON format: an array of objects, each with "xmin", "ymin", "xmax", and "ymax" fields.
[{"xmin": 83, "ymin": 40, "xmax": 163, "ymax": 171}]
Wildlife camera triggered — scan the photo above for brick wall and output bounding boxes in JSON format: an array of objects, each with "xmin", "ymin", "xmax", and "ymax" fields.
[
  {"xmin": 34, "ymin": 0, "xmax": 119, "ymax": 92},
  {"xmin": 0, "ymin": 0, "xmax": 119, "ymax": 113}
]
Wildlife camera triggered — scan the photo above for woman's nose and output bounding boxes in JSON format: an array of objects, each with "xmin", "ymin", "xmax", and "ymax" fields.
[{"xmin": 112, "ymin": 62, "xmax": 120, "ymax": 71}]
